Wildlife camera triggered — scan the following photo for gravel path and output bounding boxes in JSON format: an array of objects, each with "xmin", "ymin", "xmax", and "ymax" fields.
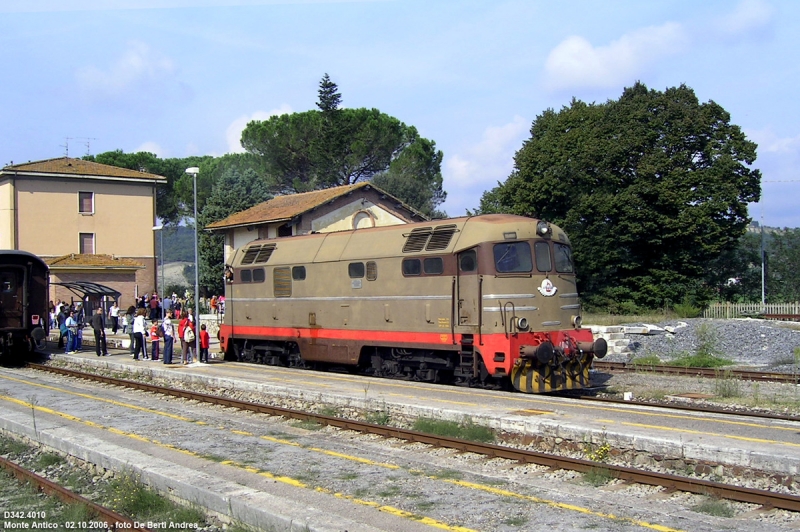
[{"xmin": 603, "ymin": 318, "xmax": 800, "ymax": 369}]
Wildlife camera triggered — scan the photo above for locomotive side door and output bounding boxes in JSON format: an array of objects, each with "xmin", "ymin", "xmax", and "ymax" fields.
[
  {"xmin": 0, "ymin": 266, "xmax": 25, "ymax": 329},
  {"xmin": 455, "ymin": 248, "xmax": 480, "ymax": 328}
]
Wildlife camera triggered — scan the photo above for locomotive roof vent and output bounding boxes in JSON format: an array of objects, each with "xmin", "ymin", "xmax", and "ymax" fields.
[
  {"xmin": 241, "ymin": 243, "xmax": 276, "ymax": 265},
  {"xmin": 402, "ymin": 224, "xmax": 458, "ymax": 253}
]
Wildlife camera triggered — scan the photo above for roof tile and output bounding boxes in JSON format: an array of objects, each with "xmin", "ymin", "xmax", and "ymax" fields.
[
  {"xmin": 46, "ymin": 254, "xmax": 145, "ymax": 269},
  {"xmin": 3, "ymin": 157, "xmax": 165, "ymax": 181}
]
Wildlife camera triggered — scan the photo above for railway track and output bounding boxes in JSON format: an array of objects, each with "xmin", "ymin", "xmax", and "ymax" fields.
[
  {"xmin": 0, "ymin": 454, "xmax": 149, "ymax": 531},
  {"xmin": 28, "ymin": 362, "xmax": 800, "ymax": 513},
  {"xmin": 593, "ymin": 360, "xmax": 800, "ymax": 383}
]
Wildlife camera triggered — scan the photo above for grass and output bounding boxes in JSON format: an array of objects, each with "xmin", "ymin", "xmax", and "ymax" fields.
[
  {"xmin": 412, "ymin": 416, "xmax": 496, "ymax": 443},
  {"xmin": 714, "ymin": 369, "xmax": 742, "ymax": 398},
  {"xmin": 582, "ymin": 466, "xmax": 615, "ymax": 487},
  {"xmin": 670, "ymin": 352, "xmax": 733, "ymax": 368},
  {"xmin": 105, "ymin": 471, "xmax": 206, "ymax": 524},
  {"xmin": 503, "ymin": 515, "xmax": 529, "ymax": 526},
  {"xmin": 691, "ymin": 497, "xmax": 735, "ymax": 517},
  {"xmin": 36, "ymin": 452, "xmax": 65, "ymax": 469}
]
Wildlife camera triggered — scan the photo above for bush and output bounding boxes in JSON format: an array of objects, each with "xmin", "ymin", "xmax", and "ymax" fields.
[{"xmin": 673, "ymin": 297, "xmax": 702, "ymax": 318}]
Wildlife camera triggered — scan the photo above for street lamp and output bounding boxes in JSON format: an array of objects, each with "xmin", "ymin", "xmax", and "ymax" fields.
[
  {"xmin": 152, "ymin": 224, "xmax": 164, "ymax": 318},
  {"xmin": 185, "ymin": 166, "xmax": 200, "ymax": 360}
]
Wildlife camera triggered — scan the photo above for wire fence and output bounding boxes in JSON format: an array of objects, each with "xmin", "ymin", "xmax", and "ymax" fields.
[{"xmin": 704, "ymin": 302, "xmax": 800, "ymax": 319}]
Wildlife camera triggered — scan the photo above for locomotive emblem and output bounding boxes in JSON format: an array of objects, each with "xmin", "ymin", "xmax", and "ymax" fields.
[{"xmin": 537, "ymin": 279, "xmax": 557, "ymax": 296}]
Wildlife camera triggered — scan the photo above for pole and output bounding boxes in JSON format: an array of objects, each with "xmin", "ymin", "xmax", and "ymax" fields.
[
  {"xmin": 193, "ymin": 171, "xmax": 200, "ymax": 360},
  {"xmin": 160, "ymin": 228, "xmax": 165, "ymax": 319}
]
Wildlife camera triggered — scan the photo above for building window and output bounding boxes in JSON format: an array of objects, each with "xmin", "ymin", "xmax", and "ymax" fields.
[
  {"xmin": 78, "ymin": 191, "xmax": 94, "ymax": 214},
  {"xmin": 79, "ymin": 233, "xmax": 95, "ymax": 254}
]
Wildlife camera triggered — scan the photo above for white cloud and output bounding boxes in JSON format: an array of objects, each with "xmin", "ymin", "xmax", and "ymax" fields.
[
  {"xmin": 225, "ymin": 104, "xmax": 293, "ymax": 153},
  {"xmin": 132, "ymin": 141, "xmax": 166, "ymax": 157},
  {"xmin": 747, "ymin": 127, "xmax": 800, "ymax": 155},
  {"xmin": 441, "ymin": 116, "xmax": 528, "ymax": 216},
  {"xmin": 715, "ymin": 0, "xmax": 774, "ymax": 37},
  {"xmin": 75, "ymin": 41, "xmax": 180, "ymax": 102},
  {"xmin": 544, "ymin": 22, "xmax": 688, "ymax": 92}
]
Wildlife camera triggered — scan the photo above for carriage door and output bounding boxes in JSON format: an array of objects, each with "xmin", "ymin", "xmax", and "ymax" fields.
[
  {"xmin": 456, "ymin": 249, "xmax": 480, "ymax": 327},
  {"xmin": 0, "ymin": 267, "xmax": 25, "ymax": 329}
]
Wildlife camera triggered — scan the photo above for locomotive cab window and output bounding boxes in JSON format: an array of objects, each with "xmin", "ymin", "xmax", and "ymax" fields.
[
  {"xmin": 554, "ymin": 243, "xmax": 574, "ymax": 273},
  {"xmin": 240, "ymin": 269, "xmax": 252, "ymax": 283},
  {"xmin": 534, "ymin": 241, "xmax": 552, "ymax": 272},
  {"xmin": 493, "ymin": 242, "xmax": 532, "ymax": 273},
  {"xmin": 252, "ymin": 268, "xmax": 265, "ymax": 283},
  {"xmin": 292, "ymin": 266, "xmax": 306, "ymax": 280},
  {"xmin": 459, "ymin": 249, "xmax": 477, "ymax": 272},
  {"xmin": 349, "ymin": 262, "xmax": 365, "ymax": 278}
]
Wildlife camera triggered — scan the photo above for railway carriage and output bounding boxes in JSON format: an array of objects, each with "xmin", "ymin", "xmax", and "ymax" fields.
[
  {"xmin": 0, "ymin": 250, "xmax": 49, "ymax": 361},
  {"xmin": 219, "ymin": 214, "xmax": 606, "ymax": 393}
]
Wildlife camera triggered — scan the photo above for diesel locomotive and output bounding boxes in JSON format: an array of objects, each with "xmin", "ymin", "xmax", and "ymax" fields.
[
  {"xmin": 0, "ymin": 250, "xmax": 49, "ymax": 361},
  {"xmin": 219, "ymin": 214, "xmax": 606, "ymax": 393}
]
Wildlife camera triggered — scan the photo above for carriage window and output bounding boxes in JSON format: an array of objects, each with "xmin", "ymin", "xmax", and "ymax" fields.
[
  {"xmin": 534, "ymin": 241, "xmax": 552, "ymax": 272},
  {"xmin": 1, "ymin": 276, "xmax": 14, "ymax": 292},
  {"xmin": 292, "ymin": 266, "xmax": 306, "ymax": 280},
  {"xmin": 240, "ymin": 269, "xmax": 252, "ymax": 283},
  {"xmin": 459, "ymin": 250, "xmax": 477, "ymax": 272},
  {"xmin": 348, "ymin": 262, "xmax": 365, "ymax": 278},
  {"xmin": 366, "ymin": 261, "xmax": 377, "ymax": 281},
  {"xmin": 423, "ymin": 257, "xmax": 444, "ymax": 275},
  {"xmin": 252, "ymin": 268, "xmax": 265, "ymax": 282},
  {"xmin": 493, "ymin": 242, "xmax": 532, "ymax": 273},
  {"xmin": 274, "ymin": 267, "xmax": 292, "ymax": 297},
  {"xmin": 402, "ymin": 258, "xmax": 421, "ymax": 276},
  {"xmin": 554, "ymin": 243, "xmax": 574, "ymax": 273}
]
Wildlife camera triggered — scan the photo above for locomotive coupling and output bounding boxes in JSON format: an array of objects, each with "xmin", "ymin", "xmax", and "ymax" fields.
[
  {"xmin": 519, "ymin": 342, "xmax": 555, "ymax": 364},
  {"xmin": 577, "ymin": 338, "xmax": 608, "ymax": 359}
]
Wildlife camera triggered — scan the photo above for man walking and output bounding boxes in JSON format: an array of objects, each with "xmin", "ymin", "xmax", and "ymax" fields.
[{"xmin": 90, "ymin": 307, "xmax": 109, "ymax": 356}]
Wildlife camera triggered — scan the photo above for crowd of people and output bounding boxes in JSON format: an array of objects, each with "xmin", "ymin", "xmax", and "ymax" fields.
[{"xmin": 50, "ymin": 294, "xmax": 215, "ymax": 365}]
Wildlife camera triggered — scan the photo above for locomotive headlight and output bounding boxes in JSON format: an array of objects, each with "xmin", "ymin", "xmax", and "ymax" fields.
[
  {"xmin": 571, "ymin": 315, "xmax": 582, "ymax": 328},
  {"xmin": 536, "ymin": 221, "xmax": 551, "ymax": 236},
  {"xmin": 516, "ymin": 317, "xmax": 529, "ymax": 331}
]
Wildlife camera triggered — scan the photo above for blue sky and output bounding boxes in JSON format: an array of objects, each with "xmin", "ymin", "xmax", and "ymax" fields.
[{"xmin": 2, "ymin": 0, "xmax": 799, "ymax": 227}]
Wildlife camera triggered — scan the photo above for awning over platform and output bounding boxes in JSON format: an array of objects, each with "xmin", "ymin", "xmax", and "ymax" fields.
[{"xmin": 53, "ymin": 281, "xmax": 121, "ymax": 301}]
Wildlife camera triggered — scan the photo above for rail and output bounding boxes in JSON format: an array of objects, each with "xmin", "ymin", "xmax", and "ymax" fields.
[
  {"xmin": 28, "ymin": 362, "xmax": 800, "ymax": 513},
  {"xmin": 0, "ymin": 454, "xmax": 149, "ymax": 531},
  {"xmin": 593, "ymin": 360, "xmax": 800, "ymax": 384}
]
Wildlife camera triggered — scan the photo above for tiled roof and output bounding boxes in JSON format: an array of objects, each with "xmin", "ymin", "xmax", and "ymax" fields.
[
  {"xmin": 2, "ymin": 157, "xmax": 165, "ymax": 181},
  {"xmin": 206, "ymin": 182, "xmax": 384, "ymax": 230},
  {"xmin": 46, "ymin": 254, "xmax": 145, "ymax": 269}
]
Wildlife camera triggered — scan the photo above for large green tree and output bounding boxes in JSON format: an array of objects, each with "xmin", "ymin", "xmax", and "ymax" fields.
[
  {"xmin": 479, "ymin": 82, "xmax": 762, "ymax": 309},
  {"xmin": 198, "ymin": 167, "xmax": 273, "ymax": 295},
  {"xmin": 766, "ymin": 228, "xmax": 800, "ymax": 302},
  {"xmin": 240, "ymin": 74, "xmax": 446, "ymax": 216}
]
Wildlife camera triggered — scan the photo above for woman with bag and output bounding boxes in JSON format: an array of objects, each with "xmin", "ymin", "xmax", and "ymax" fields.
[{"xmin": 177, "ymin": 310, "xmax": 195, "ymax": 365}]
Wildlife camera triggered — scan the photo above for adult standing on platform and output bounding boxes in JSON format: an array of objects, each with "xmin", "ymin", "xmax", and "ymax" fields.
[
  {"xmin": 109, "ymin": 302, "xmax": 120, "ymax": 334},
  {"xmin": 162, "ymin": 310, "xmax": 175, "ymax": 364},
  {"xmin": 90, "ymin": 307, "xmax": 109, "ymax": 356},
  {"xmin": 132, "ymin": 308, "xmax": 146, "ymax": 360}
]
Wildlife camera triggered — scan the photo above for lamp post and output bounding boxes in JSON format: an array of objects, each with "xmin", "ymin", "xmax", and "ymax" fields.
[
  {"xmin": 152, "ymin": 224, "xmax": 164, "ymax": 318},
  {"xmin": 185, "ymin": 166, "xmax": 201, "ymax": 360}
]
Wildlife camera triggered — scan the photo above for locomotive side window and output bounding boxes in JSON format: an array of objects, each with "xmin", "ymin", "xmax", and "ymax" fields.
[
  {"xmin": 424, "ymin": 257, "xmax": 444, "ymax": 275},
  {"xmin": 240, "ymin": 269, "xmax": 252, "ymax": 283},
  {"xmin": 366, "ymin": 261, "xmax": 377, "ymax": 281},
  {"xmin": 402, "ymin": 258, "xmax": 421, "ymax": 276},
  {"xmin": 252, "ymin": 268, "xmax": 265, "ymax": 283},
  {"xmin": 292, "ymin": 266, "xmax": 306, "ymax": 280},
  {"xmin": 459, "ymin": 249, "xmax": 477, "ymax": 272},
  {"xmin": 554, "ymin": 243, "xmax": 574, "ymax": 273},
  {"xmin": 349, "ymin": 262, "xmax": 365, "ymax": 278},
  {"xmin": 493, "ymin": 242, "xmax": 532, "ymax": 273},
  {"xmin": 274, "ymin": 267, "xmax": 292, "ymax": 297},
  {"xmin": 534, "ymin": 241, "xmax": 552, "ymax": 272}
]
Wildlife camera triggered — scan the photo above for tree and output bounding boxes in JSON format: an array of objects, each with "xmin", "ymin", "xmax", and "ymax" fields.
[
  {"xmin": 198, "ymin": 167, "xmax": 273, "ymax": 295},
  {"xmin": 767, "ymin": 228, "xmax": 800, "ymax": 302},
  {"xmin": 85, "ymin": 150, "xmax": 213, "ymax": 225},
  {"xmin": 240, "ymin": 74, "xmax": 446, "ymax": 216},
  {"xmin": 479, "ymin": 82, "xmax": 762, "ymax": 309}
]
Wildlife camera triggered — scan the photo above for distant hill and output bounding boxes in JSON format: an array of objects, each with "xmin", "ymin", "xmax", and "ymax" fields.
[{"xmin": 157, "ymin": 225, "xmax": 197, "ymax": 264}]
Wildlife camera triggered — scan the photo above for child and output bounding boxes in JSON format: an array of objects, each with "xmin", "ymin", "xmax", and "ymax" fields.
[
  {"xmin": 199, "ymin": 323, "xmax": 210, "ymax": 363},
  {"xmin": 150, "ymin": 319, "xmax": 161, "ymax": 361},
  {"xmin": 122, "ymin": 313, "xmax": 129, "ymax": 334}
]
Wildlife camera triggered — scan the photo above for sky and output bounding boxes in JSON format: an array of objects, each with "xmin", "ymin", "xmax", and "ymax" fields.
[{"xmin": 2, "ymin": 0, "xmax": 799, "ymax": 227}]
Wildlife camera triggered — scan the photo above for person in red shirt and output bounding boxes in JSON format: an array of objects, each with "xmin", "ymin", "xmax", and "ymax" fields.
[{"xmin": 199, "ymin": 323, "xmax": 210, "ymax": 363}]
